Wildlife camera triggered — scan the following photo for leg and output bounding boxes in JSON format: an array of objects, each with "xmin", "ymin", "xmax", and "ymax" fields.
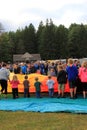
[
  {"xmin": 49, "ymin": 89, "xmax": 54, "ymax": 97},
  {"xmin": 27, "ymin": 88, "xmax": 30, "ymax": 97},
  {"xmin": 15, "ymin": 88, "xmax": 19, "ymax": 98},
  {"xmin": 70, "ymin": 88, "xmax": 73, "ymax": 98},
  {"xmin": 49, "ymin": 89, "xmax": 51, "ymax": 97},
  {"xmin": 61, "ymin": 84, "xmax": 65, "ymax": 97},
  {"xmin": 82, "ymin": 82, "xmax": 87, "ymax": 99},
  {"xmin": 0, "ymin": 80, "xmax": 5, "ymax": 93},
  {"xmin": 73, "ymin": 87, "xmax": 77, "ymax": 98},
  {"xmin": 36, "ymin": 91, "xmax": 40, "ymax": 98},
  {"xmin": 0, "ymin": 80, "xmax": 7, "ymax": 98},
  {"xmin": 69, "ymin": 81, "xmax": 74, "ymax": 98},
  {"xmin": 4, "ymin": 80, "xmax": 7, "ymax": 98},
  {"xmin": 12, "ymin": 88, "xmax": 16, "ymax": 99},
  {"xmin": 83, "ymin": 91, "xmax": 86, "ymax": 98},
  {"xmin": 58, "ymin": 84, "xmax": 61, "ymax": 97},
  {"xmin": 24, "ymin": 88, "xmax": 27, "ymax": 98}
]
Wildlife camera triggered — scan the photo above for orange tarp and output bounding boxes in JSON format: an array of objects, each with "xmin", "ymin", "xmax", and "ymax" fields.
[{"xmin": 0, "ymin": 73, "xmax": 70, "ymax": 93}]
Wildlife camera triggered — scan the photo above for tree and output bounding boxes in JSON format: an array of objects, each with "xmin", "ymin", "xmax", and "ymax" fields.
[
  {"xmin": 22, "ymin": 24, "xmax": 37, "ymax": 53},
  {"xmin": 36, "ymin": 21, "xmax": 45, "ymax": 53},
  {"xmin": 39, "ymin": 19, "xmax": 57, "ymax": 60},
  {"xmin": 55, "ymin": 25, "xmax": 68, "ymax": 59},
  {"xmin": 0, "ymin": 23, "xmax": 4, "ymax": 34},
  {"xmin": 0, "ymin": 33, "xmax": 12, "ymax": 62},
  {"xmin": 68, "ymin": 24, "xmax": 87, "ymax": 58}
]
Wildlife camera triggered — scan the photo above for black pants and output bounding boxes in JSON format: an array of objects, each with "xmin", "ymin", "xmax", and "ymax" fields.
[
  {"xmin": 0, "ymin": 79, "xmax": 7, "ymax": 94},
  {"xmin": 12, "ymin": 88, "xmax": 18, "ymax": 99}
]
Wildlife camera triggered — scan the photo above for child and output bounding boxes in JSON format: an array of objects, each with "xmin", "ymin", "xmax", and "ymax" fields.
[
  {"xmin": 66, "ymin": 58, "xmax": 78, "ymax": 99},
  {"xmin": 57, "ymin": 65, "xmax": 67, "ymax": 98},
  {"xmin": 46, "ymin": 75, "xmax": 55, "ymax": 98},
  {"xmin": 34, "ymin": 77, "xmax": 42, "ymax": 98},
  {"xmin": 78, "ymin": 61, "xmax": 87, "ymax": 98},
  {"xmin": 10, "ymin": 75, "xmax": 20, "ymax": 99},
  {"xmin": 23, "ymin": 75, "xmax": 30, "ymax": 98}
]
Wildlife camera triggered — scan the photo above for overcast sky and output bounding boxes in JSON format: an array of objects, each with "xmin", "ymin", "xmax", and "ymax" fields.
[{"xmin": 0, "ymin": 0, "xmax": 87, "ymax": 32}]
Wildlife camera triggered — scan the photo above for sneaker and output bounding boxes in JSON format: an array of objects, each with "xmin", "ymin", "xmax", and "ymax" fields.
[
  {"xmin": 70, "ymin": 97, "xmax": 74, "ymax": 99},
  {"xmin": 61, "ymin": 95, "xmax": 66, "ymax": 98},
  {"xmin": 74, "ymin": 95, "xmax": 77, "ymax": 99},
  {"xmin": 57, "ymin": 95, "xmax": 61, "ymax": 98}
]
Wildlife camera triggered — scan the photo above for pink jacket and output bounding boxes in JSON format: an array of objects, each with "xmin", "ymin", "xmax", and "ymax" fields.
[
  {"xmin": 10, "ymin": 80, "xmax": 20, "ymax": 88},
  {"xmin": 79, "ymin": 67, "xmax": 87, "ymax": 82}
]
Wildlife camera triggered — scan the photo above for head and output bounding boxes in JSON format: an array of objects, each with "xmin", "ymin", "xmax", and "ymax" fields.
[
  {"xmin": 48, "ymin": 75, "xmax": 51, "ymax": 79},
  {"xmin": 58, "ymin": 65, "xmax": 63, "ymax": 71},
  {"xmin": 2, "ymin": 63, "xmax": 7, "ymax": 67},
  {"xmin": 35, "ymin": 77, "xmax": 39, "ymax": 81},
  {"xmin": 68, "ymin": 58, "xmax": 73, "ymax": 66},
  {"xmin": 24, "ymin": 75, "xmax": 28, "ymax": 79},
  {"xmin": 81, "ymin": 61, "xmax": 87, "ymax": 68},
  {"xmin": 12, "ymin": 75, "xmax": 18, "ymax": 81}
]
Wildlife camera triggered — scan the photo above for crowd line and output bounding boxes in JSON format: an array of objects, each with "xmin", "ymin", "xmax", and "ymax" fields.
[{"xmin": 0, "ymin": 58, "xmax": 87, "ymax": 99}]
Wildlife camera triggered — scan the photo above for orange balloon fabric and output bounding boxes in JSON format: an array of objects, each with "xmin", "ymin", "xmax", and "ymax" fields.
[{"xmin": 5, "ymin": 73, "xmax": 70, "ymax": 93}]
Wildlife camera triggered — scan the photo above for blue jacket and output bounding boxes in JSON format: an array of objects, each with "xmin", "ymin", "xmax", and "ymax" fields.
[{"xmin": 66, "ymin": 65, "xmax": 78, "ymax": 81}]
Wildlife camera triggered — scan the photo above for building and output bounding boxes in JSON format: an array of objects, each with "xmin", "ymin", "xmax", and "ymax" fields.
[{"xmin": 13, "ymin": 52, "xmax": 41, "ymax": 62}]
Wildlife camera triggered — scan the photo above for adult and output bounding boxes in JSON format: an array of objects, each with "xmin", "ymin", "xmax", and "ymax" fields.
[{"xmin": 0, "ymin": 63, "xmax": 10, "ymax": 98}]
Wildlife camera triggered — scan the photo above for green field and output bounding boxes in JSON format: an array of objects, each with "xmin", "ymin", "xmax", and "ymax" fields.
[{"xmin": 0, "ymin": 111, "xmax": 87, "ymax": 130}]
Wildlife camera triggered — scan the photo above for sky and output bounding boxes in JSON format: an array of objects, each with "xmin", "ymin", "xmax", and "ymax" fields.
[{"xmin": 0, "ymin": 0, "xmax": 87, "ymax": 32}]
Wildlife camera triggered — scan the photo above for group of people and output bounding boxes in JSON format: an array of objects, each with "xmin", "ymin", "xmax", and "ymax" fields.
[{"xmin": 0, "ymin": 58, "xmax": 87, "ymax": 99}]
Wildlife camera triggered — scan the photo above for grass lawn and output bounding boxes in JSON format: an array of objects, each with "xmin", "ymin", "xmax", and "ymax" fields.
[{"xmin": 0, "ymin": 111, "xmax": 87, "ymax": 130}]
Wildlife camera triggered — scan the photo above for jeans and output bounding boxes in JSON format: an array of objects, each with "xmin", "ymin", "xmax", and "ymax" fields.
[
  {"xmin": 49, "ymin": 88, "xmax": 54, "ymax": 97},
  {"xmin": 24, "ymin": 88, "xmax": 30, "ymax": 98},
  {"xmin": 36, "ymin": 91, "xmax": 41, "ymax": 98}
]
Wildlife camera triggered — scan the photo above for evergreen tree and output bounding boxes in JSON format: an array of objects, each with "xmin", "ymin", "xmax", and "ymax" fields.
[
  {"xmin": 68, "ymin": 24, "xmax": 87, "ymax": 58},
  {"xmin": 39, "ymin": 19, "xmax": 56, "ymax": 60},
  {"xmin": 36, "ymin": 21, "xmax": 45, "ymax": 53},
  {"xmin": 0, "ymin": 33, "xmax": 12, "ymax": 62},
  {"xmin": 22, "ymin": 24, "xmax": 36, "ymax": 53},
  {"xmin": 55, "ymin": 25, "xmax": 68, "ymax": 59}
]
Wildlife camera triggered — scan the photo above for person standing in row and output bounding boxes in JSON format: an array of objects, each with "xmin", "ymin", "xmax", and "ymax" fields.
[
  {"xmin": 57, "ymin": 65, "xmax": 67, "ymax": 98},
  {"xmin": 34, "ymin": 77, "xmax": 42, "ymax": 98},
  {"xmin": 10, "ymin": 75, "xmax": 20, "ymax": 99},
  {"xmin": 78, "ymin": 61, "xmax": 87, "ymax": 99},
  {"xmin": 66, "ymin": 58, "xmax": 78, "ymax": 99},
  {"xmin": 46, "ymin": 75, "xmax": 55, "ymax": 98},
  {"xmin": 0, "ymin": 63, "xmax": 10, "ymax": 98},
  {"xmin": 23, "ymin": 75, "xmax": 30, "ymax": 98}
]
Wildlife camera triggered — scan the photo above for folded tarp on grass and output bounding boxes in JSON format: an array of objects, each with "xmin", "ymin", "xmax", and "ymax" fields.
[{"xmin": 0, "ymin": 97, "xmax": 87, "ymax": 113}]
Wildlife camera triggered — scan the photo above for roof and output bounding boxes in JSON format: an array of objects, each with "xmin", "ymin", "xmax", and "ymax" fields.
[{"xmin": 13, "ymin": 52, "xmax": 41, "ymax": 62}]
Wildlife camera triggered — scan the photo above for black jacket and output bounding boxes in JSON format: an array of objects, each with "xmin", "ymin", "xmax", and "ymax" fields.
[{"xmin": 57, "ymin": 70, "xmax": 67, "ymax": 84}]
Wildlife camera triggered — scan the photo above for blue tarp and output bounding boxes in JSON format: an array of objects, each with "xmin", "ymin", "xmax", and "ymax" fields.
[{"xmin": 0, "ymin": 97, "xmax": 87, "ymax": 113}]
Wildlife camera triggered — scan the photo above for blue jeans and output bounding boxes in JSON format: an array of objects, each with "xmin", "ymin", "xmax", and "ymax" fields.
[
  {"xmin": 49, "ymin": 88, "xmax": 54, "ymax": 97},
  {"xmin": 36, "ymin": 91, "xmax": 41, "ymax": 98}
]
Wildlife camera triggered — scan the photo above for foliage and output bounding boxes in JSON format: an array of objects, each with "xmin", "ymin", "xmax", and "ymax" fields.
[{"xmin": 0, "ymin": 20, "xmax": 87, "ymax": 62}]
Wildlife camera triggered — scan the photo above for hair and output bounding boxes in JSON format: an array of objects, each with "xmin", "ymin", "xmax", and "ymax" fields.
[
  {"xmin": 24, "ymin": 75, "xmax": 28, "ymax": 79},
  {"xmin": 35, "ymin": 77, "xmax": 39, "ymax": 81},
  {"xmin": 2, "ymin": 63, "xmax": 7, "ymax": 67},
  {"xmin": 81, "ymin": 61, "xmax": 87, "ymax": 68},
  {"xmin": 12, "ymin": 75, "xmax": 18, "ymax": 81},
  {"xmin": 68, "ymin": 58, "xmax": 73, "ymax": 65},
  {"xmin": 48, "ymin": 75, "xmax": 51, "ymax": 79},
  {"xmin": 58, "ymin": 65, "xmax": 63, "ymax": 71}
]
